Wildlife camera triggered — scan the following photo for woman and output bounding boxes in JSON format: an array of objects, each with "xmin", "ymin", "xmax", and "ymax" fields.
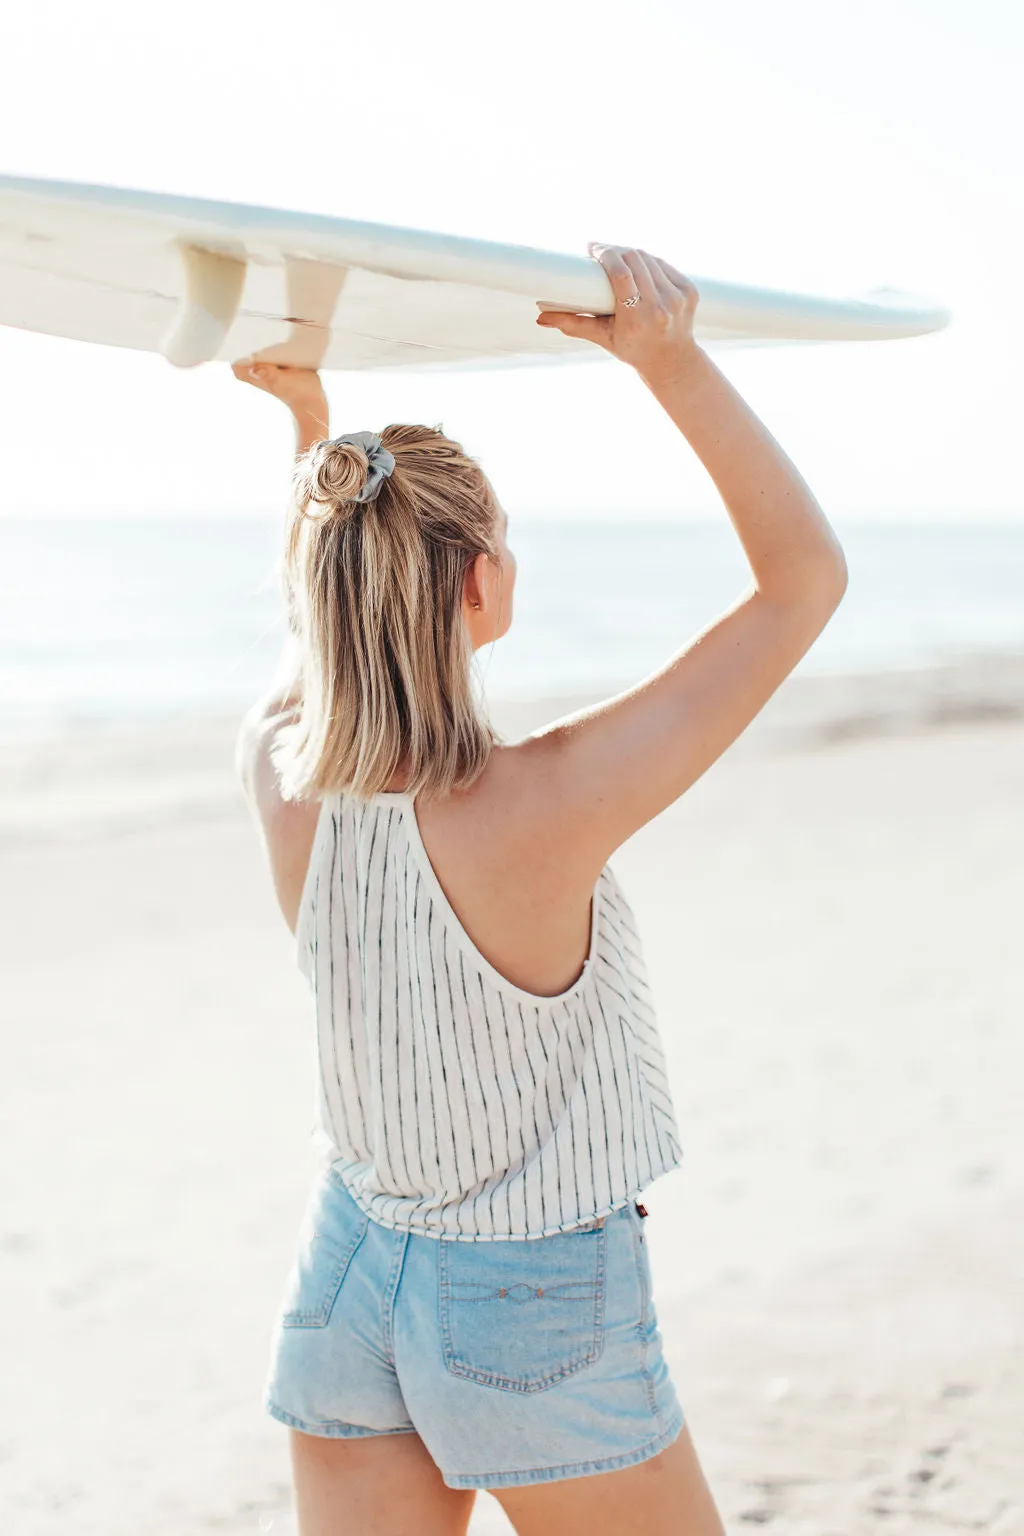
[{"xmin": 235, "ymin": 242, "xmax": 847, "ymax": 1536}]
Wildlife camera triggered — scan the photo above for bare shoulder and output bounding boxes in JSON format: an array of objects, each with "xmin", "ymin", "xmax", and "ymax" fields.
[
  {"xmin": 235, "ymin": 702, "xmax": 321, "ymax": 934},
  {"xmin": 417, "ymin": 733, "xmax": 602, "ymax": 904},
  {"xmin": 420, "ymin": 733, "xmax": 574, "ymax": 857}
]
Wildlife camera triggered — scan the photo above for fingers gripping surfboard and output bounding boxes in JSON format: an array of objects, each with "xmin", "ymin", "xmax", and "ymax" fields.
[{"xmin": 0, "ymin": 174, "xmax": 950, "ymax": 372}]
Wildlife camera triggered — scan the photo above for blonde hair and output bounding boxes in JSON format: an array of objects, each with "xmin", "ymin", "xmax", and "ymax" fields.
[{"xmin": 272, "ymin": 423, "xmax": 502, "ymax": 803}]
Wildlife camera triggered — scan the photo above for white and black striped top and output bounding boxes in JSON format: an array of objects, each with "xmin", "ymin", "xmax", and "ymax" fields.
[{"xmin": 295, "ymin": 790, "xmax": 684, "ymax": 1242}]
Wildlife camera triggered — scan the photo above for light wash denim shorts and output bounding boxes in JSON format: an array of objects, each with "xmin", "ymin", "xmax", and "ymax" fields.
[{"xmin": 264, "ymin": 1164, "xmax": 685, "ymax": 1490}]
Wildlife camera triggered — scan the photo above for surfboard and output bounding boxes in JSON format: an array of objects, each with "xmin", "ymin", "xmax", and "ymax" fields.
[{"xmin": 0, "ymin": 174, "xmax": 950, "ymax": 373}]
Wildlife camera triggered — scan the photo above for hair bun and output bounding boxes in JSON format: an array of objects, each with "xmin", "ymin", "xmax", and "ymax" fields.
[{"xmin": 309, "ymin": 439, "xmax": 371, "ymax": 510}]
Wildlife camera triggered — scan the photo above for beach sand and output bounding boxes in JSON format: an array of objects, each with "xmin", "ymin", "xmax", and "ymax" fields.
[{"xmin": 2, "ymin": 659, "xmax": 1022, "ymax": 1534}]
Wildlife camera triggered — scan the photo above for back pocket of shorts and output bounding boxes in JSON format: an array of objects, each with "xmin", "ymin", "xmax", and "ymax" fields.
[
  {"xmin": 280, "ymin": 1188, "xmax": 370, "ymax": 1329},
  {"xmin": 437, "ymin": 1223, "xmax": 607, "ymax": 1392}
]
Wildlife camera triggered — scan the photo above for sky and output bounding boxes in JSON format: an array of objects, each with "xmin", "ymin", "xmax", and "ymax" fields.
[{"xmin": 0, "ymin": 0, "xmax": 1020, "ymax": 522}]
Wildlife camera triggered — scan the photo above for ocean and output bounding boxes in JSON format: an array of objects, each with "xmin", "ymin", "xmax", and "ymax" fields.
[{"xmin": 1, "ymin": 514, "xmax": 1022, "ymax": 742}]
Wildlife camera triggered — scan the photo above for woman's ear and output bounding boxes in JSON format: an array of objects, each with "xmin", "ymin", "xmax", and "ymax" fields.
[{"xmin": 463, "ymin": 552, "xmax": 486, "ymax": 611}]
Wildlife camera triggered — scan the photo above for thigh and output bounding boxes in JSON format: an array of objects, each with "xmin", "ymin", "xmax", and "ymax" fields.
[
  {"xmin": 289, "ymin": 1427, "xmax": 477, "ymax": 1536},
  {"xmin": 492, "ymin": 1422, "xmax": 724, "ymax": 1536}
]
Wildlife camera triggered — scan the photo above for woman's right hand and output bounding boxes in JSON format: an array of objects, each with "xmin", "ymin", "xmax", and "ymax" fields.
[
  {"xmin": 231, "ymin": 360, "xmax": 330, "ymax": 454},
  {"xmin": 231, "ymin": 361, "xmax": 328, "ymax": 423},
  {"xmin": 536, "ymin": 243, "xmax": 701, "ymax": 386}
]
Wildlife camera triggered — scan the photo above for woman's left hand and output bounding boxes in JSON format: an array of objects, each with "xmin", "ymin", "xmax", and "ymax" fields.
[{"xmin": 232, "ymin": 361, "xmax": 329, "ymax": 444}]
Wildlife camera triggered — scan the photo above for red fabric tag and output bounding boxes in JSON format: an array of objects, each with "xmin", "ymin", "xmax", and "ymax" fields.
[{"xmin": 635, "ymin": 1202, "xmax": 648, "ymax": 1218}]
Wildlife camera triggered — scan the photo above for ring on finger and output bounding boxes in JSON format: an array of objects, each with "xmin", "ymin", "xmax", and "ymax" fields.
[{"xmin": 622, "ymin": 292, "xmax": 642, "ymax": 307}]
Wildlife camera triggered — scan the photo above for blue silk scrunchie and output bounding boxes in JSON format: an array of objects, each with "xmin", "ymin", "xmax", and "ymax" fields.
[{"xmin": 328, "ymin": 430, "xmax": 396, "ymax": 503}]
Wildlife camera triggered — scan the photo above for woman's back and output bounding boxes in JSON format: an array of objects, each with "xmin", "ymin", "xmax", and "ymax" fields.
[{"xmin": 296, "ymin": 764, "xmax": 683, "ymax": 1241}]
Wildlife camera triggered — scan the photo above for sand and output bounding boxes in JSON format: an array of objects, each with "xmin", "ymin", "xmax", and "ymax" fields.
[{"xmin": 1, "ymin": 657, "xmax": 1022, "ymax": 1534}]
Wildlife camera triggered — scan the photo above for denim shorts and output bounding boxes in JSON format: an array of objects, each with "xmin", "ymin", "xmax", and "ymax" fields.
[{"xmin": 264, "ymin": 1164, "xmax": 685, "ymax": 1490}]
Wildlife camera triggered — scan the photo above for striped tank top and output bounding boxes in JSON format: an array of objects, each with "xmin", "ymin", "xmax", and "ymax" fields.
[{"xmin": 295, "ymin": 789, "xmax": 684, "ymax": 1241}]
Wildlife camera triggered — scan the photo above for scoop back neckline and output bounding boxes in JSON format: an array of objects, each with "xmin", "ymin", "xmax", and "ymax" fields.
[{"xmin": 366, "ymin": 788, "xmax": 600, "ymax": 1009}]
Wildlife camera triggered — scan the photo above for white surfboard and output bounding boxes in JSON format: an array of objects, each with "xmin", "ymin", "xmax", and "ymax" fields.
[{"xmin": 0, "ymin": 174, "xmax": 949, "ymax": 373}]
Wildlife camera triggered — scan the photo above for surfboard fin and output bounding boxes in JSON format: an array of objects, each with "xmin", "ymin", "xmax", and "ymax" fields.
[{"xmin": 159, "ymin": 242, "xmax": 247, "ymax": 367}]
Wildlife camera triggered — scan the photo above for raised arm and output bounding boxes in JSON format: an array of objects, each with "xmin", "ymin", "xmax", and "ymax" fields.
[
  {"xmin": 231, "ymin": 359, "xmax": 329, "ymax": 730},
  {"xmin": 529, "ymin": 243, "xmax": 848, "ymax": 876},
  {"xmin": 232, "ymin": 359, "xmax": 330, "ymax": 457},
  {"xmin": 231, "ymin": 363, "xmax": 328, "ymax": 927}
]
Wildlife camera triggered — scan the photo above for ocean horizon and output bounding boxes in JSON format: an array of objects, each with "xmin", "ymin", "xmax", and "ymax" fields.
[{"xmin": 2, "ymin": 513, "xmax": 1022, "ymax": 744}]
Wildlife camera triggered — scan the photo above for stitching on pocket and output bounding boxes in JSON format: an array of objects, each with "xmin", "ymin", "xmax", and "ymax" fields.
[
  {"xmin": 281, "ymin": 1210, "xmax": 370, "ymax": 1329},
  {"xmin": 437, "ymin": 1226, "xmax": 607, "ymax": 1393}
]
